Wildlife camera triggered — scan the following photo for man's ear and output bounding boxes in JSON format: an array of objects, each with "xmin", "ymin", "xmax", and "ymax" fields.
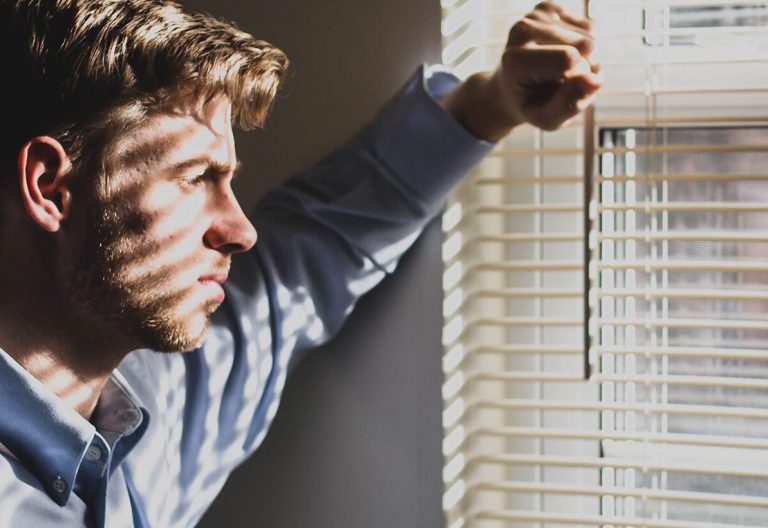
[{"xmin": 18, "ymin": 137, "xmax": 73, "ymax": 233}]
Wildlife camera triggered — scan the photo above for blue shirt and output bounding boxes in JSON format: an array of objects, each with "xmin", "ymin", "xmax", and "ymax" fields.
[{"xmin": 0, "ymin": 66, "xmax": 492, "ymax": 527}]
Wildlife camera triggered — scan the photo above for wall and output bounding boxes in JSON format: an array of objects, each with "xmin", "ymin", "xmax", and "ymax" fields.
[{"xmin": 182, "ymin": 1, "xmax": 447, "ymax": 526}]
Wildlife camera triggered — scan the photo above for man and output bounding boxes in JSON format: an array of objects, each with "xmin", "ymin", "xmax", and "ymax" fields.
[{"xmin": 0, "ymin": 0, "xmax": 600, "ymax": 526}]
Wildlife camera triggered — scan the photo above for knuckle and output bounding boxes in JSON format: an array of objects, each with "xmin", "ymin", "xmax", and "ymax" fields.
[
  {"xmin": 525, "ymin": 10, "xmax": 546, "ymax": 22},
  {"xmin": 535, "ymin": 1, "xmax": 557, "ymax": 12},
  {"xmin": 577, "ymin": 37, "xmax": 595, "ymax": 54},
  {"xmin": 509, "ymin": 18, "xmax": 535, "ymax": 40},
  {"xmin": 561, "ymin": 46, "xmax": 581, "ymax": 67}
]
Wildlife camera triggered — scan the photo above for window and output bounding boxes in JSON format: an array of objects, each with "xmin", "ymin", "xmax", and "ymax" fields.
[
  {"xmin": 441, "ymin": 1, "xmax": 768, "ymax": 526},
  {"xmin": 595, "ymin": 125, "xmax": 768, "ymax": 526}
]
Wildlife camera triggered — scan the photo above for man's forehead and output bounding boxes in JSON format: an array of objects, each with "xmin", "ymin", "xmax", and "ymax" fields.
[
  {"xmin": 163, "ymin": 93, "xmax": 232, "ymax": 132},
  {"xmin": 114, "ymin": 95, "xmax": 235, "ymax": 171}
]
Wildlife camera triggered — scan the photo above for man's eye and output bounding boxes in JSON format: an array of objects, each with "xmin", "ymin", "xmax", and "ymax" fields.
[{"xmin": 184, "ymin": 173, "xmax": 206, "ymax": 186}]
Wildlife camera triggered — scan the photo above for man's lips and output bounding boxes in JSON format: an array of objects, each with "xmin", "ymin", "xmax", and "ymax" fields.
[
  {"xmin": 199, "ymin": 272, "xmax": 228, "ymax": 285},
  {"xmin": 198, "ymin": 272, "xmax": 228, "ymax": 302}
]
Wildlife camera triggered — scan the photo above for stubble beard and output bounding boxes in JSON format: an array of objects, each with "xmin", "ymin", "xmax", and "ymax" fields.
[{"xmin": 65, "ymin": 200, "xmax": 220, "ymax": 353}]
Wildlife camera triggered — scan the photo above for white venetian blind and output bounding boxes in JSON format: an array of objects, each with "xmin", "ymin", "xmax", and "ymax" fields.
[{"xmin": 441, "ymin": 1, "xmax": 768, "ymax": 527}]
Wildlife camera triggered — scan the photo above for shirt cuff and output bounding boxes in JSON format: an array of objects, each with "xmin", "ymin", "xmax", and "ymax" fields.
[{"xmin": 371, "ymin": 64, "xmax": 494, "ymax": 205}]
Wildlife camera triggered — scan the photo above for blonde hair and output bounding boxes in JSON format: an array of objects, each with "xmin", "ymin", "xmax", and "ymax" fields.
[{"xmin": 1, "ymin": 0, "xmax": 288, "ymax": 174}]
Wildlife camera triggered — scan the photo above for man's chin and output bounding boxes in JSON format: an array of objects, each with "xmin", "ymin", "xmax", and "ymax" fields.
[
  {"xmin": 134, "ymin": 310, "xmax": 212, "ymax": 353},
  {"xmin": 141, "ymin": 329, "xmax": 207, "ymax": 354}
]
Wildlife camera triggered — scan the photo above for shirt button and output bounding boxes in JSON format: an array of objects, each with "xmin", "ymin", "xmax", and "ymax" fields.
[
  {"xmin": 52, "ymin": 477, "xmax": 67, "ymax": 494},
  {"xmin": 85, "ymin": 445, "xmax": 103, "ymax": 462}
]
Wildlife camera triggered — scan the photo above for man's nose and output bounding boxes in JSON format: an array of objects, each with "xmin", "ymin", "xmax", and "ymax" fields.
[{"xmin": 203, "ymin": 187, "xmax": 258, "ymax": 254}]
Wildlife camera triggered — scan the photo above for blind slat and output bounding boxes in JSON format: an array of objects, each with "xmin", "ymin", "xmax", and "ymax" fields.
[
  {"xmin": 474, "ymin": 260, "xmax": 582, "ymax": 271},
  {"xmin": 466, "ymin": 287, "xmax": 582, "ymax": 299},
  {"xmin": 476, "ymin": 202, "xmax": 768, "ymax": 214},
  {"xmin": 473, "ymin": 481, "xmax": 768, "ymax": 509},
  {"xmin": 475, "ymin": 204, "xmax": 581, "ymax": 213},
  {"xmin": 601, "ymin": 86, "xmax": 768, "ymax": 97},
  {"xmin": 599, "ymin": 202, "xmax": 768, "ymax": 213},
  {"xmin": 597, "ymin": 288, "xmax": 768, "ymax": 301},
  {"xmin": 487, "ymin": 143, "xmax": 768, "ymax": 158},
  {"xmin": 462, "ymin": 286, "xmax": 768, "ymax": 301},
  {"xmin": 470, "ymin": 259, "xmax": 768, "ymax": 273},
  {"xmin": 599, "ymin": 231, "xmax": 768, "ymax": 242},
  {"xmin": 595, "ymin": 317, "xmax": 768, "ymax": 331},
  {"xmin": 470, "ymin": 398, "xmax": 768, "ymax": 420},
  {"xmin": 592, "ymin": 115, "xmax": 768, "ymax": 126},
  {"xmin": 473, "ymin": 233, "xmax": 582, "ymax": 242},
  {"xmin": 596, "ymin": 345, "xmax": 768, "ymax": 360},
  {"xmin": 471, "ymin": 371, "xmax": 768, "ymax": 390},
  {"xmin": 469, "ymin": 316, "xmax": 582, "ymax": 327},
  {"xmin": 598, "ymin": 261, "xmax": 768, "ymax": 273},
  {"xmin": 462, "ymin": 344, "xmax": 768, "ymax": 360},
  {"xmin": 471, "ymin": 508, "xmax": 763, "ymax": 528},
  {"xmin": 472, "ymin": 453, "xmax": 768, "ymax": 479},
  {"xmin": 469, "ymin": 425, "xmax": 768, "ymax": 450},
  {"xmin": 474, "ymin": 172, "xmax": 768, "ymax": 185},
  {"xmin": 469, "ymin": 344, "xmax": 582, "ymax": 355}
]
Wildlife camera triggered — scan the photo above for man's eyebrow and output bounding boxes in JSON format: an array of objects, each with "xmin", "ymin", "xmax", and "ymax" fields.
[{"xmin": 169, "ymin": 156, "xmax": 242, "ymax": 176}]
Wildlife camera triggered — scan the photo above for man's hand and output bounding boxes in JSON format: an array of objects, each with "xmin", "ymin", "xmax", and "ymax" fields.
[{"xmin": 441, "ymin": 1, "xmax": 601, "ymax": 142}]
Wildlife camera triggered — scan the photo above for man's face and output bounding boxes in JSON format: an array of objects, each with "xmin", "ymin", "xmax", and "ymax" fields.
[{"xmin": 64, "ymin": 95, "xmax": 257, "ymax": 352}]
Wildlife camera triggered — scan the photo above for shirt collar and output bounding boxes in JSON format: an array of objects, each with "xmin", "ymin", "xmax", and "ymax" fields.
[
  {"xmin": 0, "ymin": 347, "xmax": 147, "ymax": 505},
  {"xmin": 92, "ymin": 369, "xmax": 149, "ymax": 472}
]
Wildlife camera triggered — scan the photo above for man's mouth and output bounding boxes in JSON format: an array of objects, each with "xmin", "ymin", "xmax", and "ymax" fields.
[
  {"xmin": 199, "ymin": 272, "xmax": 228, "ymax": 285},
  {"xmin": 198, "ymin": 272, "xmax": 228, "ymax": 302}
]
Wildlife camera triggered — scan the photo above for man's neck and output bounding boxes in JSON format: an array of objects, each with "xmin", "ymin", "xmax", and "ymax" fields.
[
  {"xmin": 6, "ymin": 343, "xmax": 110, "ymax": 420},
  {"xmin": 0, "ymin": 289, "xmax": 133, "ymax": 421},
  {"xmin": 0, "ymin": 205, "xmax": 139, "ymax": 421}
]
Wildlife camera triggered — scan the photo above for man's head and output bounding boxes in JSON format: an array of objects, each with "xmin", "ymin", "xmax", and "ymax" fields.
[
  {"xmin": 1, "ymin": 0, "xmax": 288, "ymax": 352},
  {"xmin": 2, "ymin": 0, "xmax": 288, "ymax": 182}
]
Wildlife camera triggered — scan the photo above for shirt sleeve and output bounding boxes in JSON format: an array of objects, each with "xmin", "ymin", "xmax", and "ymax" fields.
[{"xmin": 245, "ymin": 64, "xmax": 493, "ymax": 361}]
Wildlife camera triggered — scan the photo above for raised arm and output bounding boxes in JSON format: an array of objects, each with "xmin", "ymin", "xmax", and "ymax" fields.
[
  {"xmin": 441, "ymin": 1, "xmax": 601, "ymax": 141},
  {"xmin": 230, "ymin": 2, "xmax": 602, "ymax": 370}
]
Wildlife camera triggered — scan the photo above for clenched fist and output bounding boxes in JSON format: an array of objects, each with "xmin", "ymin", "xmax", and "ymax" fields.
[{"xmin": 441, "ymin": 1, "xmax": 601, "ymax": 141}]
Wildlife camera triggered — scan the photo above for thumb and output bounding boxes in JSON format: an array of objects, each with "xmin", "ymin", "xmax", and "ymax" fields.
[{"xmin": 524, "ymin": 73, "xmax": 601, "ymax": 131}]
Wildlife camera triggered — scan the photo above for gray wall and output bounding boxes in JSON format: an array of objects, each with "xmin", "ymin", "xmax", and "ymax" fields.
[{"xmin": 184, "ymin": 1, "xmax": 447, "ymax": 526}]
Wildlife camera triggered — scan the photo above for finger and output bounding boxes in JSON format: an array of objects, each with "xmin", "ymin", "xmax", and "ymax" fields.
[
  {"xmin": 507, "ymin": 17, "xmax": 600, "ymax": 74},
  {"xmin": 532, "ymin": 2, "xmax": 593, "ymax": 31},
  {"xmin": 572, "ymin": 70, "xmax": 603, "ymax": 96},
  {"xmin": 552, "ymin": 7, "xmax": 593, "ymax": 31},
  {"xmin": 588, "ymin": 47, "xmax": 602, "ymax": 74},
  {"xmin": 503, "ymin": 45, "xmax": 591, "ymax": 84},
  {"xmin": 525, "ymin": 74, "xmax": 602, "ymax": 131},
  {"xmin": 507, "ymin": 16, "xmax": 595, "ymax": 58},
  {"xmin": 526, "ymin": 5, "xmax": 593, "ymax": 37}
]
